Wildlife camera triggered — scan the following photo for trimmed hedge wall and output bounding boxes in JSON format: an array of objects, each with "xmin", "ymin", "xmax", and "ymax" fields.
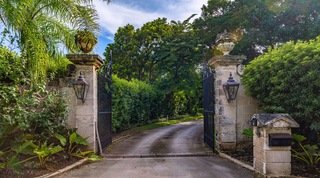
[
  {"xmin": 112, "ymin": 75, "xmax": 160, "ymax": 132},
  {"xmin": 243, "ymin": 37, "xmax": 320, "ymax": 131}
]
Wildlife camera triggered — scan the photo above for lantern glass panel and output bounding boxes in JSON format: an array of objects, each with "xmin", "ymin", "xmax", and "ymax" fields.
[
  {"xmin": 222, "ymin": 73, "xmax": 240, "ymax": 102},
  {"xmin": 73, "ymin": 72, "xmax": 89, "ymax": 102},
  {"xmin": 228, "ymin": 85, "xmax": 239, "ymax": 100},
  {"xmin": 74, "ymin": 85, "xmax": 85, "ymax": 99}
]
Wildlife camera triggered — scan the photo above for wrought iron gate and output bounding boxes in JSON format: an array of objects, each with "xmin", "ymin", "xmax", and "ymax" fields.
[
  {"xmin": 97, "ymin": 58, "xmax": 112, "ymax": 151},
  {"xmin": 203, "ymin": 62, "xmax": 215, "ymax": 150}
]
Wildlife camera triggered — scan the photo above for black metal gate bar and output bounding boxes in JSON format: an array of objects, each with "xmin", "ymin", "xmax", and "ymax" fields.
[
  {"xmin": 97, "ymin": 58, "xmax": 112, "ymax": 150},
  {"xmin": 203, "ymin": 62, "xmax": 215, "ymax": 150}
]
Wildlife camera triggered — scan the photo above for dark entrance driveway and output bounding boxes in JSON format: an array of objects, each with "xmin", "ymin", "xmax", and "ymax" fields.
[{"xmin": 55, "ymin": 120, "xmax": 253, "ymax": 178}]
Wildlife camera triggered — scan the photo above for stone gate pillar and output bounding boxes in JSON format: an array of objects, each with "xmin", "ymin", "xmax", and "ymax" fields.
[
  {"xmin": 209, "ymin": 55, "xmax": 244, "ymax": 151},
  {"xmin": 208, "ymin": 30, "xmax": 260, "ymax": 152},
  {"xmin": 66, "ymin": 54, "xmax": 103, "ymax": 152}
]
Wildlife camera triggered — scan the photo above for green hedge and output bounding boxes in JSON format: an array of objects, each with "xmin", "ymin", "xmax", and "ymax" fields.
[
  {"xmin": 112, "ymin": 75, "xmax": 160, "ymax": 132},
  {"xmin": 243, "ymin": 37, "xmax": 320, "ymax": 131}
]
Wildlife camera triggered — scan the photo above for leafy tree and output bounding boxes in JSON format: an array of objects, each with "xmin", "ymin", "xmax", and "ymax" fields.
[
  {"xmin": 194, "ymin": 0, "xmax": 320, "ymax": 61},
  {"xmin": 242, "ymin": 37, "xmax": 320, "ymax": 132},
  {"xmin": 105, "ymin": 18, "xmax": 171, "ymax": 82},
  {"xmin": 105, "ymin": 24, "xmax": 139, "ymax": 80},
  {"xmin": 156, "ymin": 15, "xmax": 202, "ymax": 92},
  {"xmin": 134, "ymin": 18, "xmax": 172, "ymax": 82},
  {"xmin": 105, "ymin": 15, "xmax": 203, "ymax": 117},
  {"xmin": 0, "ymin": 0, "xmax": 99, "ymax": 84},
  {"xmin": 153, "ymin": 15, "xmax": 203, "ymax": 117}
]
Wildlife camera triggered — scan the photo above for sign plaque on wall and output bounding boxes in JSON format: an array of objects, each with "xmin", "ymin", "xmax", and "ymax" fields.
[{"xmin": 236, "ymin": 64, "xmax": 245, "ymax": 76}]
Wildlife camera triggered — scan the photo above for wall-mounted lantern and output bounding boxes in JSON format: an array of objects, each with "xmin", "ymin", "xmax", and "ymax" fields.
[
  {"xmin": 73, "ymin": 72, "xmax": 89, "ymax": 103},
  {"xmin": 223, "ymin": 72, "xmax": 240, "ymax": 102}
]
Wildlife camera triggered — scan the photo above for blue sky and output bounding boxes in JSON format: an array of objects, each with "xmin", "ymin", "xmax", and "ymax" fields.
[{"xmin": 92, "ymin": 0, "xmax": 208, "ymax": 58}]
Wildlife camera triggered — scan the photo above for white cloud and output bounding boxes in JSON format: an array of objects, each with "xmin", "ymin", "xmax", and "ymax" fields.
[
  {"xmin": 93, "ymin": 0, "xmax": 207, "ymax": 34},
  {"xmin": 165, "ymin": 0, "xmax": 207, "ymax": 22},
  {"xmin": 92, "ymin": 0, "xmax": 207, "ymax": 56},
  {"xmin": 93, "ymin": 1, "xmax": 162, "ymax": 34}
]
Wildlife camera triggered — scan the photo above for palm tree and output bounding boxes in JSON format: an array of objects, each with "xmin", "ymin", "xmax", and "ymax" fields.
[{"xmin": 0, "ymin": 0, "xmax": 100, "ymax": 85}]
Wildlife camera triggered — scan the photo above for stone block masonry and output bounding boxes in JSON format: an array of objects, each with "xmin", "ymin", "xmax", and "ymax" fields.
[
  {"xmin": 251, "ymin": 114, "xmax": 299, "ymax": 177},
  {"xmin": 208, "ymin": 55, "xmax": 259, "ymax": 152}
]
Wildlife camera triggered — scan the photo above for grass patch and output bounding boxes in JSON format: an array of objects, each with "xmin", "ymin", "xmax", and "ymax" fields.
[{"xmin": 113, "ymin": 115, "xmax": 203, "ymax": 141}]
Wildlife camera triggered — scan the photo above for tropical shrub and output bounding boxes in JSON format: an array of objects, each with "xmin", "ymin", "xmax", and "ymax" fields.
[
  {"xmin": 54, "ymin": 132, "xmax": 102, "ymax": 161},
  {"xmin": 0, "ymin": 46, "xmax": 71, "ymax": 173},
  {"xmin": 0, "ymin": 139, "xmax": 35, "ymax": 173},
  {"xmin": 292, "ymin": 134, "xmax": 320, "ymax": 166},
  {"xmin": 243, "ymin": 37, "xmax": 320, "ymax": 131},
  {"xmin": 1, "ymin": 87, "xmax": 69, "ymax": 140},
  {"xmin": 33, "ymin": 141, "xmax": 64, "ymax": 168},
  {"xmin": 0, "ymin": 0, "xmax": 99, "ymax": 84},
  {"xmin": 0, "ymin": 46, "xmax": 69, "ymax": 141}
]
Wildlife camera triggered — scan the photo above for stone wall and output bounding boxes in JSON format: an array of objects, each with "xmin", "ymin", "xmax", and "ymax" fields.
[{"xmin": 47, "ymin": 77, "xmax": 77, "ymax": 128}]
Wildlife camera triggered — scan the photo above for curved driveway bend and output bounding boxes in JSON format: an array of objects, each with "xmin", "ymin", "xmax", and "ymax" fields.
[{"xmin": 56, "ymin": 120, "xmax": 254, "ymax": 178}]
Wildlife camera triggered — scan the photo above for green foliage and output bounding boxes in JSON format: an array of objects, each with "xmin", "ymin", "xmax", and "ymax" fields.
[
  {"xmin": 292, "ymin": 134, "xmax": 320, "ymax": 165},
  {"xmin": 0, "ymin": 46, "xmax": 69, "ymax": 140},
  {"xmin": 0, "ymin": 47, "xmax": 27, "ymax": 84},
  {"xmin": 0, "ymin": 139, "xmax": 35, "ymax": 173},
  {"xmin": 242, "ymin": 128, "xmax": 253, "ymax": 138},
  {"xmin": 0, "ymin": 0, "xmax": 99, "ymax": 84},
  {"xmin": 161, "ymin": 90, "xmax": 201, "ymax": 118},
  {"xmin": 0, "ymin": 46, "xmax": 69, "ymax": 173},
  {"xmin": 242, "ymin": 37, "xmax": 320, "ymax": 131},
  {"xmin": 54, "ymin": 132, "xmax": 102, "ymax": 161},
  {"xmin": 105, "ymin": 18, "xmax": 171, "ymax": 82},
  {"xmin": 194, "ymin": 0, "xmax": 320, "ymax": 61},
  {"xmin": 47, "ymin": 54, "xmax": 72, "ymax": 80},
  {"xmin": 1, "ymin": 88, "xmax": 69, "ymax": 140},
  {"xmin": 106, "ymin": 15, "xmax": 202, "ymax": 121},
  {"xmin": 33, "ymin": 142, "xmax": 64, "ymax": 168},
  {"xmin": 112, "ymin": 75, "xmax": 160, "ymax": 132}
]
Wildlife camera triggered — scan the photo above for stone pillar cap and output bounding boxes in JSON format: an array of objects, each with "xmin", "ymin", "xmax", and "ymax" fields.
[
  {"xmin": 208, "ymin": 55, "xmax": 246, "ymax": 68},
  {"xmin": 66, "ymin": 54, "xmax": 104, "ymax": 68},
  {"xmin": 251, "ymin": 113, "xmax": 300, "ymax": 128}
]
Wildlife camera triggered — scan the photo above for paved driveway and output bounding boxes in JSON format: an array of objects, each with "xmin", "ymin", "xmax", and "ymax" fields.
[{"xmin": 55, "ymin": 120, "xmax": 253, "ymax": 178}]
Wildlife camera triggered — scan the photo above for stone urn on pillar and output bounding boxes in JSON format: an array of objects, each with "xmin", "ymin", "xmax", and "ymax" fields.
[
  {"xmin": 75, "ymin": 29, "xmax": 98, "ymax": 53},
  {"xmin": 215, "ymin": 30, "xmax": 238, "ymax": 55}
]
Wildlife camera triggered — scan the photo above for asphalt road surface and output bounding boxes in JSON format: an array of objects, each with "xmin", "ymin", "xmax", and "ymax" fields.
[{"xmin": 55, "ymin": 120, "xmax": 254, "ymax": 178}]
